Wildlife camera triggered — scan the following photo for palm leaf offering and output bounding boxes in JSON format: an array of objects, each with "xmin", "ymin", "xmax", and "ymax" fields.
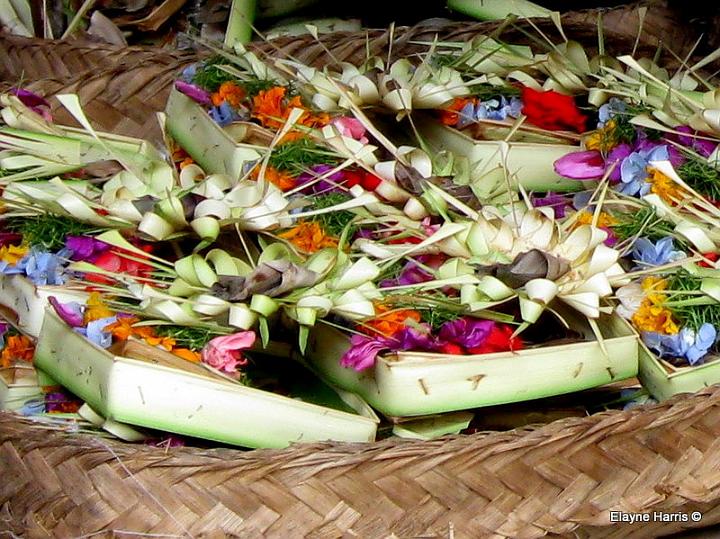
[{"xmin": 3, "ymin": 17, "xmax": 720, "ymax": 448}]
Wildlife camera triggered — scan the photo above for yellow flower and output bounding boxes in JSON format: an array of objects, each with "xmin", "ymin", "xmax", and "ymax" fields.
[
  {"xmin": 573, "ymin": 210, "xmax": 616, "ymax": 229},
  {"xmin": 632, "ymin": 277, "xmax": 679, "ymax": 334},
  {"xmin": 584, "ymin": 119, "xmax": 618, "ymax": 152},
  {"xmin": 83, "ymin": 292, "xmax": 115, "ymax": 324},
  {"xmin": 632, "ymin": 301, "xmax": 679, "ymax": 334},
  {"xmin": 647, "ymin": 168, "xmax": 685, "ymax": 205},
  {"xmin": 0, "ymin": 244, "xmax": 28, "ymax": 265},
  {"xmin": 277, "ymin": 221, "xmax": 338, "ymax": 253}
]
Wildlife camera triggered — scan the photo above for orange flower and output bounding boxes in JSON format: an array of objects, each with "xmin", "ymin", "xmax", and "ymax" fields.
[
  {"xmin": 212, "ymin": 81, "xmax": 245, "ymax": 108},
  {"xmin": 647, "ymin": 168, "xmax": 686, "ymax": 205},
  {"xmin": 360, "ymin": 303, "xmax": 422, "ymax": 338},
  {"xmin": 252, "ymin": 86, "xmax": 329, "ymax": 132},
  {"xmin": 250, "ymin": 165, "xmax": 296, "ymax": 191},
  {"xmin": 0, "ymin": 335, "xmax": 35, "ymax": 368},
  {"xmin": 105, "ymin": 316, "xmax": 140, "ymax": 340},
  {"xmin": 252, "ymin": 87, "xmax": 287, "ymax": 129},
  {"xmin": 440, "ymin": 97, "xmax": 474, "ymax": 126},
  {"xmin": 277, "ymin": 221, "xmax": 338, "ymax": 253},
  {"xmin": 143, "ymin": 334, "xmax": 176, "ymax": 351},
  {"xmin": 572, "ymin": 210, "xmax": 616, "ymax": 229},
  {"xmin": 179, "ymin": 157, "xmax": 195, "ymax": 169}
]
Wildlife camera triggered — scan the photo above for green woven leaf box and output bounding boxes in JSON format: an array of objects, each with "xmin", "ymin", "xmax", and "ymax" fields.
[
  {"xmin": 0, "ymin": 364, "xmax": 42, "ymax": 412},
  {"xmin": 34, "ymin": 308, "xmax": 379, "ymax": 448},
  {"xmin": 0, "ymin": 274, "xmax": 87, "ymax": 337},
  {"xmin": 165, "ymin": 88, "xmax": 268, "ymax": 178},
  {"xmin": 417, "ymin": 119, "xmax": 582, "ymax": 200},
  {"xmin": 638, "ymin": 340, "xmax": 720, "ymax": 401},
  {"xmin": 305, "ymin": 314, "xmax": 639, "ymax": 417}
]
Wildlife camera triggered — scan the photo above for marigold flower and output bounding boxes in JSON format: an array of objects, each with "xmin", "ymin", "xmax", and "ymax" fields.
[
  {"xmin": 632, "ymin": 301, "xmax": 679, "ymax": 334},
  {"xmin": 0, "ymin": 244, "xmax": 27, "ymax": 265},
  {"xmin": 584, "ymin": 119, "xmax": 619, "ymax": 152},
  {"xmin": 251, "ymin": 165, "xmax": 296, "ymax": 191},
  {"xmin": 252, "ymin": 86, "xmax": 329, "ymax": 131},
  {"xmin": 0, "ymin": 334, "xmax": 34, "ymax": 368},
  {"xmin": 573, "ymin": 210, "xmax": 616, "ymax": 229},
  {"xmin": 105, "ymin": 316, "xmax": 140, "ymax": 340},
  {"xmin": 172, "ymin": 348, "xmax": 202, "ymax": 363},
  {"xmin": 359, "ymin": 303, "xmax": 422, "ymax": 338},
  {"xmin": 212, "ymin": 81, "xmax": 245, "ymax": 108},
  {"xmin": 277, "ymin": 221, "xmax": 338, "ymax": 253},
  {"xmin": 647, "ymin": 168, "xmax": 686, "ymax": 204},
  {"xmin": 84, "ymin": 292, "xmax": 115, "ymax": 324}
]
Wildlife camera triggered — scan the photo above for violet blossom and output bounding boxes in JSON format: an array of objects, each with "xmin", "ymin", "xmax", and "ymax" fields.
[
  {"xmin": 10, "ymin": 88, "xmax": 52, "ymax": 121},
  {"xmin": 439, "ymin": 317, "xmax": 495, "ymax": 349},
  {"xmin": 174, "ymin": 80, "xmax": 212, "ymax": 106},
  {"xmin": 48, "ymin": 296, "xmax": 84, "ymax": 327},
  {"xmin": 531, "ymin": 192, "xmax": 572, "ymax": 219},
  {"xmin": 619, "ymin": 145, "xmax": 669, "ymax": 196},
  {"xmin": 65, "ymin": 235, "xmax": 111, "ymax": 262},
  {"xmin": 631, "ymin": 237, "xmax": 685, "ymax": 267},
  {"xmin": 296, "ymin": 164, "xmax": 348, "ymax": 194},
  {"xmin": 672, "ymin": 126, "xmax": 718, "ymax": 158}
]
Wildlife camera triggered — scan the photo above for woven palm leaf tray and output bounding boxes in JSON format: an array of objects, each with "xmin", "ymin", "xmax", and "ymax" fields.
[{"xmin": 3, "ymin": 3, "xmax": 720, "ymax": 537}]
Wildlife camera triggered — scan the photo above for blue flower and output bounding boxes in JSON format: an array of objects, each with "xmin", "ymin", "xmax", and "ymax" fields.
[
  {"xmin": 456, "ymin": 96, "xmax": 523, "ymax": 128},
  {"xmin": 631, "ymin": 237, "xmax": 685, "ymax": 267},
  {"xmin": 597, "ymin": 98, "xmax": 627, "ymax": 128},
  {"xmin": 618, "ymin": 145, "xmax": 669, "ymax": 196},
  {"xmin": 74, "ymin": 316, "xmax": 117, "ymax": 349},
  {"xmin": 19, "ymin": 398, "xmax": 46, "ymax": 416},
  {"xmin": 208, "ymin": 101, "xmax": 240, "ymax": 127},
  {"xmin": 22, "ymin": 247, "xmax": 71, "ymax": 286},
  {"xmin": 181, "ymin": 64, "xmax": 198, "ymax": 83},
  {"xmin": 642, "ymin": 323, "xmax": 717, "ymax": 366}
]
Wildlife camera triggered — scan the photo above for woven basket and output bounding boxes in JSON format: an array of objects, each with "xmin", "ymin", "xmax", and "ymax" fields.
[
  {"xmin": 2, "ymin": 4, "xmax": 720, "ymax": 537},
  {"xmin": 3, "ymin": 385, "xmax": 720, "ymax": 538}
]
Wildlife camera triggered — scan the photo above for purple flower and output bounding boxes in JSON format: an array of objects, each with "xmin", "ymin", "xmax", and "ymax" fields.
[
  {"xmin": 439, "ymin": 317, "xmax": 495, "ymax": 349},
  {"xmin": 44, "ymin": 391, "xmax": 75, "ymax": 413},
  {"xmin": 10, "ymin": 88, "xmax": 52, "ymax": 121},
  {"xmin": 391, "ymin": 324, "xmax": 437, "ymax": 351},
  {"xmin": 380, "ymin": 255, "xmax": 445, "ymax": 288},
  {"xmin": 65, "ymin": 235, "xmax": 111, "ymax": 262},
  {"xmin": 554, "ymin": 150, "xmax": 606, "ymax": 180},
  {"xmin": 635, "ymin": 139, "xmax": 685, "ymax": 168},
  {"xmin": 532, "ymin": 192, "xmax": 571, "ymax": 218},
  {"xmin": 0, "ymin": 321, "xmax": 7, "ymax": 349},
  {"xmin": 606, "ymin": 143, "xmax": 632, "ymax": 182},
  {"xmin": 174, "ymin": 80, "xmax": 212, "ymax": 106},
  {"xmin": 673, "ymin": 126, "xmax": 717, "ymax": 158},
  {"xmin": 49, "ymin": 296, "xmax": 84, "ymax": 327},
  {"xmin": 0, "ymin": 233, "xmax": 22, "ymax": 248},
  {"xmin": 340, "ymin": 333, "xmax": 392, "ymax": 371},
  {"xmin": 296, "ymin": 164, "xmax": 347, "ymax": 194}
]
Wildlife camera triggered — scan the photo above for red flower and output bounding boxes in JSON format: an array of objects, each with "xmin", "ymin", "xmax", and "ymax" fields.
[
  {"xmin": 467, "ymin": 324, "xmax": 523, "ymax": 354},
  {"xmin": 343, "ymin": 169, "xmax": 383, "ymax": 191},
  {"xmin": 699, "ymin": 252, "xmax": 719, "ymax": 268},
  {"xmin": 85, "ymin": 245, "xmax": 154, "ymax": 285},
  {"xmin": 438, "ymin": 343, "xmax": 465, "ymax": 355},
  {"xmin": 521, "ymin": 87, "xmax": 587, "ymax": 133}
]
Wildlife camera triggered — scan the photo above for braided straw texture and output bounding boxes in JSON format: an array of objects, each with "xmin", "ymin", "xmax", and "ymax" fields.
[
  {"xmin": 0, "ymin": 2, "xmax": 704, "ymax": 147},
  {"xmin": 2, "ymin": 385, "xmax": 720, "ymax": 538}
]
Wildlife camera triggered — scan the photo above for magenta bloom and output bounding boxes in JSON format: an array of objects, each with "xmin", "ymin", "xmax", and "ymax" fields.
[
  {"xmin": 0, "ymin": 233, "xmax": 22, "ymax": 248},
  {"xmin": 554, "ymin": 150, "xmax": 606, "ymax": 179},
  {"xmin": 532, "ymin": 192, "xmax": 571, "ymax": 218},
  {"xmin": 48, "ymin": 296, "xmax": 84, "ymax": 327},
  {"xmin": 174, "ymin": 80, "xmax": 212, "ymax": 106},
  {"xmin": 10, "ymin": 88, "xmax": 52, "ymax": 121},
  {"xmin": 392, "ymin": 324, "xmax": 438, "ymax": 351},
  {"xmin": 673, "ymin": 126, "xmax": 717, "ymax": 158},
  {"xmin": 439, "ymin": 317, "xmax": 495, "ymax": 349},
  {"xmin": 65, "ymin": 235, "xmax": 111, "ymax": 262},
  {"xmin": 340, "ymin": 333, "xmax": 392, "ymax": 371},
  {"xmin": 381, "ymin": 254, "xmax": 446, "ymax": 288},
  {"xmin": 297, "ymin": 164, "xmax": 348, "ymax": 194}
]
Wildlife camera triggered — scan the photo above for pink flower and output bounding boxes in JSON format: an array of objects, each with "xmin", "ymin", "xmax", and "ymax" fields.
[
  {"xmin": 332, "ymin": 117, "xmax": 369, "ymax": 144},
  {"xmin": 201, "ymin": 331, "xmax": 256, "ymax": 374},
  {"xmin": 174, "ymin": 80, "xmax": 212, "ymax": 106},
  {"xmin": 553, "ymin": 150, "xmax": 606, "ymax": 180}
]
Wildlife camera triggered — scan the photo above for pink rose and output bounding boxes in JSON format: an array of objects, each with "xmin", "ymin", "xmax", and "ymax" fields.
[
  {"xmin": 332, "ymin": 117, "xmax": 369, "ymax": 144},
  {"xmin": 201, "ymin": 331, "xmax": 256, "ymax": 374}
]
